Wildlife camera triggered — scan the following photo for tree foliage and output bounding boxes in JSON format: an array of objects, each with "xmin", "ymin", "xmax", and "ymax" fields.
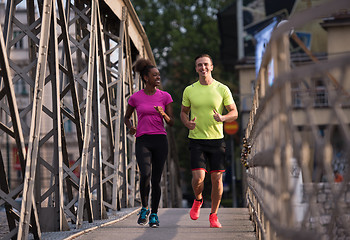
[{"xmin": 133, "ymin": 0, "xmax": 234, "ymax": 80}]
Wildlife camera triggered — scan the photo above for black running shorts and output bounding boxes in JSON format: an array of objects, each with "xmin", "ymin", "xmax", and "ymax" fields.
[{"xmin": 189, "ymin": 138, "xmax": 226, "ymax": 173}]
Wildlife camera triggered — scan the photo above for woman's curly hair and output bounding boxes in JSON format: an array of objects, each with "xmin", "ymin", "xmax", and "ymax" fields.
[{"xmin": 134, "ymin": 58, "xmax": 156, "ymax": 83}]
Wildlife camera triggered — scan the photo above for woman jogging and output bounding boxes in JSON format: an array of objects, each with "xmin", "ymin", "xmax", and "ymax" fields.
[{"xmin": 124, "ymin": 58, "xmax": 174, "ymax": 228}]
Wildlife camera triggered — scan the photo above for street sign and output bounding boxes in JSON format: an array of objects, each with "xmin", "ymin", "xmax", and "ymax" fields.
[{"xmin": 224, "ymin": 120, "xmax": 239, "ymax": 135}]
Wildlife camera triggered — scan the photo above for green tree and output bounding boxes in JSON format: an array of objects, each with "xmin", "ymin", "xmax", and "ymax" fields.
[{"xmin": 132, "ymin": 0, "xmax": 239, "ymax": 201}]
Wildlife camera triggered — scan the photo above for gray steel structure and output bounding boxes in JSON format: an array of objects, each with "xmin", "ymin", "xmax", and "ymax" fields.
[
  {"xmin": 0, "ymin": 0, "xmax": 181, "ymax": 239},
  {"xmin": 241, "ymin": 0, "xmax": 350, "ymax": 239}
]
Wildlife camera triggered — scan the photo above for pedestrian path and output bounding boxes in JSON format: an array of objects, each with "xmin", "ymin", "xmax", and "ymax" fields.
[{"xmin": 71, "ymin": 208, "xmax": 256, "ymax": 240}]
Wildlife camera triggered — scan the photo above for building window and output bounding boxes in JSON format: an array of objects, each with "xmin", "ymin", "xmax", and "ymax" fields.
[
  {"xmin": 13, "ymin": 31, "xmax": 24, "ymax": 49},
  {"xmin": 64, "ymin": 120, "xmax": 72, "ymax": 133},
  {"xmin": 251, "ymin": 80, "xmax": 255, "ymax": 95},
  {"xmin": 291, "ymin": 79, "xmax": 329, "ymax": 108},
  {"xmin": 313, "ymin": 79, "xmax": 328, "ymax": 107},
  {"xmin": 63, "ymin": 106, "xmax": 74, "ymax": 133},
  {"xmin": 292, "ymin": 82, "xmax": 303, "ymax": 108},
  {"xmin": 14, "ymin": 78, "xmax": 28, "ymax": 96}
]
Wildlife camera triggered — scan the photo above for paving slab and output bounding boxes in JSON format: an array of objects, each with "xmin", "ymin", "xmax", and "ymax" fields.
[{"xmin": 72, "ymin": 208, "xmax": 256, "ymax": 240}]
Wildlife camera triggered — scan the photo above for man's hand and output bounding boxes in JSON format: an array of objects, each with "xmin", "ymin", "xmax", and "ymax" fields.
[
  {"xmin": 213, "ymin": 109, "xmax": 224, "ymax": 122},
  {"xmin": 187, "ymin": 117, "xmax": 196, "ymax": 130}
]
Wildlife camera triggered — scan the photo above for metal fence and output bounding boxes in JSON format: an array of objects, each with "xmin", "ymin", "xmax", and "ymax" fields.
[
  {"xmin": 0, "ymin": 0, "xmax": 181, "ymax": 239},
  {"xmin": 241, "ymin": 0, "xmax": 350, "ymax": 239}
]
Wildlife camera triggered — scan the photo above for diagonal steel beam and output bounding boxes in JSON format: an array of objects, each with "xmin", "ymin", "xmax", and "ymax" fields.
[
  {"xmin": 17, "ymin": 0, "xmax": 53, "ymax": 238},
  {"xmin": 0, "ymin": 18, "xmax": 40, "ymax": 240},
  {"xmin": 75, "ymin": 0, "xmax": 97, "ymax": 229}
]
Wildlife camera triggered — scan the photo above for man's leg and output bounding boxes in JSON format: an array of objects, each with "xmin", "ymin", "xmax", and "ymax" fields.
[
  {"xmin": 209, "ymin": 171, "xmax": 223, "ymax": 228},
  {"xmin": 210, "ymin": 171, "xmax": 223, "ymax": 214},
  {"xmin": 192, "ymin": 170, "xmax": 205, "ymax": 200},
  {"xmin": 190, "ymin": 169, "xmax": 205, "ymax": 220}
]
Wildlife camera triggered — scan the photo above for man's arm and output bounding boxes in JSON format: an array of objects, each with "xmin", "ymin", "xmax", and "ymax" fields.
[
  {"xmin": 213, "ymin": 103, "xmax": 238, "ymax": 123},
  {"xmin": 180, "ymin": 105, "xmax": 196, "ymax": 130},
  {"xmin": 224, "ymin": 103, "xmax": 238, "ymax": 122}
]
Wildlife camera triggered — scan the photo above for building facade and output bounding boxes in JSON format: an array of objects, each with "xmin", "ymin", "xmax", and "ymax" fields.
[{"xmin": 236, "ymin": 0, "xmax": 350, "ymax": 181}]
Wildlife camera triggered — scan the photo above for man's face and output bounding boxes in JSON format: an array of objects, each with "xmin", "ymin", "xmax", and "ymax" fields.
[{"xmin": 195, "ymin": 57, "xmax": 213, "ymax": 77}]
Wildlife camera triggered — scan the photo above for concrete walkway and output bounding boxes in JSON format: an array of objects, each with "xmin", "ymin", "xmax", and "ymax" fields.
[{"xmin": 72, "ymin": 208, "xmax": 256, "ymax": 240}]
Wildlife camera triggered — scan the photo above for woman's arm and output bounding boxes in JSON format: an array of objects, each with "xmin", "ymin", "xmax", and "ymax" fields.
[
  {"xmin": 155, "ymin": 103, "xmax": 174, "ymax": 126},
  {"xmin": 124, "ymin": 104, "xmax": 137, "ymax": 135}
]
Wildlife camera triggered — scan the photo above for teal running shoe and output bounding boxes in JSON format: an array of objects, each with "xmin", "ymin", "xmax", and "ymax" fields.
[
  {"xmin": 149, "ymin": 213, "xmax": 159, "ymax": 228},
  {"xmin": 137, "ymin": 207, "xmax": 150, "ymax": 225}
]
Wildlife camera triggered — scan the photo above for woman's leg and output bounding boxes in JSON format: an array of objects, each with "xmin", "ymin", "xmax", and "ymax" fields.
[
  {"xmin": 136, "ymin": 136, "xmax": 152, "ymax": 208},
  {"xmin": 150, "ymin": 135, "xmax": 168, "ymax": 213}
]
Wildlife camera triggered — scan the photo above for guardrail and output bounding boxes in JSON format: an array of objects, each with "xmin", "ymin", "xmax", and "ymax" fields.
[{"xmin": 241, "ymin": 0, "xmax": 350, "ymax": 239}]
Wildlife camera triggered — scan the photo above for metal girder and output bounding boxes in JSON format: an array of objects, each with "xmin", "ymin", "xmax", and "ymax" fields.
[
  {"xmin": 242, "ymin": 0, "xmax": 350, "ymax": 239},
  {"xmin": 56, "ymin": 0, "xmax": 84, "ymax": 225},
  {"xmin": 75, "ymin": 0, "xmax": 97, "ymax": 228},
  {"xmin": 0, "ymin": 0, "xmax": 181, "ymax": 238},
  {"xmin": 17, "ymin": 0, "xmax": 61, "ymax": 238},
  {"xmin": 104, "ymin": 0, "xmax": 155, "ymax": 65},
  {"xmin": 0, "ymin": 20, "xmax": 40, "ymax": 240}
]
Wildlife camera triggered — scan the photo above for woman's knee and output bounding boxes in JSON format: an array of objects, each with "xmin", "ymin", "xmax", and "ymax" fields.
[{"xmin": 140, "ymin": 173, "xmax": 151, "ymax": 183}]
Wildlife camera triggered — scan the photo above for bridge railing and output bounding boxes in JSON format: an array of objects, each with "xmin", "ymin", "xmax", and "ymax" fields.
[
  {"xmin": 0, "ymin": 0, "xmax": 181, "ymax": 239},
  {"xmin": 241, "ymin": 0, "xmax": 350, "ymax": 239}
]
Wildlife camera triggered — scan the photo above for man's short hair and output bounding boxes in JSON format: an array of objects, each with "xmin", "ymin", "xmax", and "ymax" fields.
[{"xmin": 195, "ymin": 54, "xmax": 213, "ymax": 65}]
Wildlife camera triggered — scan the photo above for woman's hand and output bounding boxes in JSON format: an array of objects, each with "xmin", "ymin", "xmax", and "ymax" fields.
[
  {"xmin": 154, "ymin": 106, "xmax": 170, "ymax": 122},
  {"xmin": 128, "ymin": 126, "xmax": 137, "ymax": 135},
  {"xmin": 124, "ymin": 104, "xmax": 137, "ymax": 135}
]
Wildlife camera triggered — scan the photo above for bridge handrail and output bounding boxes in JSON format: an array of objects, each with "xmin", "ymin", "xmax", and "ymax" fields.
[{"xmin": 242, "ymin": 0, "xmax": 350, "ymax": 239}]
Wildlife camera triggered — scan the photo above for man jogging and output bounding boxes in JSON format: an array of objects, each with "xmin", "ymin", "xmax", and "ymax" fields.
[{"xmin": 180, "ymin": 54, "xmax": 238, "ymax": 228}]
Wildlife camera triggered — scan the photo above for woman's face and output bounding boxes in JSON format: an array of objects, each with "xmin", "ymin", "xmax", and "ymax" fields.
[{"xmin": 145, "ymin": 68, "xmax": 161, "ymax": 87}]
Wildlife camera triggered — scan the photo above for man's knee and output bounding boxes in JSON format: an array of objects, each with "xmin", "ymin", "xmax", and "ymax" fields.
[
  {"xmin": 210, "ymin": 172, "xmax": 223, "ymax": 184},
  {"xmin": 192, "ymin": 170, "xmax": 205, "ymax": 183},
  {"xmin": 192, "ymin": 176, "xmax": 205, "ymax": 184}
]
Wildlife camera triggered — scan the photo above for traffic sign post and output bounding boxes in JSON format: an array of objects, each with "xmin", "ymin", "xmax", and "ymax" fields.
[
  {"xmin": 224, "ymin": 121, "xmax": 239, "ymax": 135},
  {"xmin": 224, "ymin": 121, "xmax": 239, "ymax": 207}
]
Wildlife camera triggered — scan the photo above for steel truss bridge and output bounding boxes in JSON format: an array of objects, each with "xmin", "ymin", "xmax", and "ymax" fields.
[
  {"xmin": 241, "ymin": 0, "xmax": 350, "ymax": 239},
  {"xmin": 0, "ymin": 0, "xmax": 181, "ymax": 239}
]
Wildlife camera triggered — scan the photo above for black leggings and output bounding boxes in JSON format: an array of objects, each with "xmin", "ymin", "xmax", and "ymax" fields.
[{"xmin": 136, "ymin": 134, "xmax": 168, "ymax": 213}]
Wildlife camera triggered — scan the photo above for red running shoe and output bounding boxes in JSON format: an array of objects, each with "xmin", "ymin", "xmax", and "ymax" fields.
[
  {"xmin": 209, "ymin": 213, "xmax": 222, "ymax": 228},
  {"xmin": 190, "ymin": 199, "xmax": 203, "ymax": 220}
]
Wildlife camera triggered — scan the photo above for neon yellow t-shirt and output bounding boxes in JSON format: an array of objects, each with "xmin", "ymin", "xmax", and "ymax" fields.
[{"xmin": 182, "ymin": 80, "xmax": 235, "ymax": 139}]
